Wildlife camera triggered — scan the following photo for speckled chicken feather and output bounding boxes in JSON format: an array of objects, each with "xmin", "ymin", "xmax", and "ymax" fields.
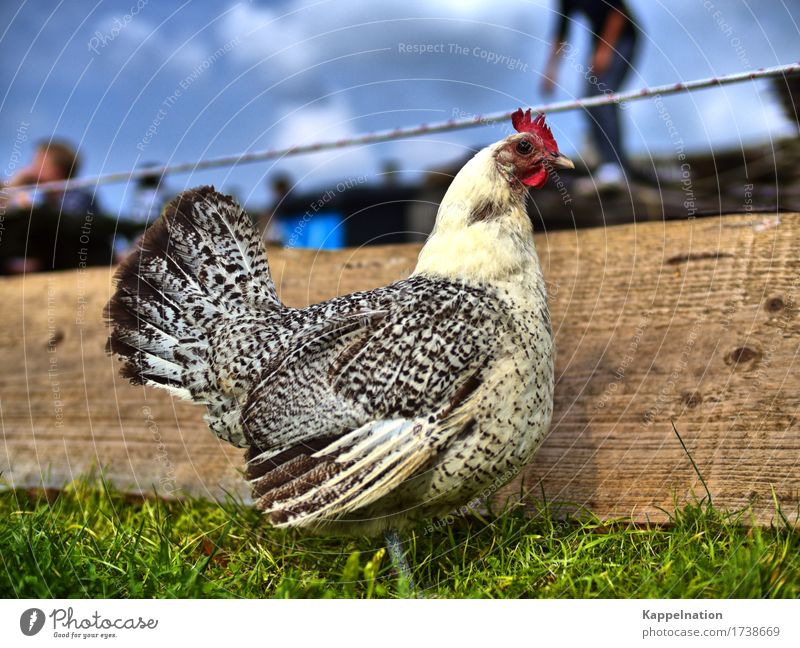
[{"xmin": 106, "ymin": 117, "xmax": 561, "ymax": 536}]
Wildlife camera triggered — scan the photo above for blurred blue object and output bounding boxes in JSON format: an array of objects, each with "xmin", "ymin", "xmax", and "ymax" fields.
[{"xmin": 277, "ymin": 210, "xmax": 344, "ymax": 250}]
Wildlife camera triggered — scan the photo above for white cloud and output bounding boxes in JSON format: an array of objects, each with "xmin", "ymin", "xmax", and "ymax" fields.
[{"xmin": 265, "ymin": 97, "xmax": 379, "ymax": 189}]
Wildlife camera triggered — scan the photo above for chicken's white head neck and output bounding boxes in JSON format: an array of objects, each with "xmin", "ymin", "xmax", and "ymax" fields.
[{"xmin": 414, "ymin": 109, "xmax": 573, "ymax": 283}]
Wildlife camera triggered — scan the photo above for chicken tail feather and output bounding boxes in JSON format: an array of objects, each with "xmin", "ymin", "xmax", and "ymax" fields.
[{"xmin": 105, "ymin": 186, "xmax": 281, "ymax": 447}]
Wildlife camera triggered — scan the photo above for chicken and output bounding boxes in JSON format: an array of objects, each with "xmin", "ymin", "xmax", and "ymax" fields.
[{"xmin": 105, "ymin": 109, "xmax": 573, "ymax": 541}]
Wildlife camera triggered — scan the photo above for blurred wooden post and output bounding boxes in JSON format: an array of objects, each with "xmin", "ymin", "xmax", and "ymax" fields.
[{"xmin": 1, "ymin": 213, "xmax": 798, "ymax": 525}]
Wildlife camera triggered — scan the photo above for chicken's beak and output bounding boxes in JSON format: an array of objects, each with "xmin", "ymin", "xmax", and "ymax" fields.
[{"xmin": 550, "ymin": 153, "xmax": 575, "ymax": 170}]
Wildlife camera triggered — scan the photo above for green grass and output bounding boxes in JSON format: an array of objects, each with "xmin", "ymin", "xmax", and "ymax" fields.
[{"xmin": 1, "ymin": 479, "xmax": 798, "ymax": 598}]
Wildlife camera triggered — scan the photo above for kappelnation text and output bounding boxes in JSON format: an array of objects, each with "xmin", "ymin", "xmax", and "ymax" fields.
[{"xmin": 643, "ymin": 610, "xmax": 723, "ymax": 623}]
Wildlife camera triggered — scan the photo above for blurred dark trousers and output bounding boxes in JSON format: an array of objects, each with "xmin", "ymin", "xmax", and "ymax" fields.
[
  {"xmin": 0, "ymin": 207, "xmax": 120, "ymax": 274},
  {"xmin": 585, "ymin": 33, "xmax": 637, "ymax": 168}
]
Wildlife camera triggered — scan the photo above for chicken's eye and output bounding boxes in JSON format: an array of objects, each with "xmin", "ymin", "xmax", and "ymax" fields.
[{"xmin": 515, "ymin": 139, "xmax": 533, "ymax": 155}]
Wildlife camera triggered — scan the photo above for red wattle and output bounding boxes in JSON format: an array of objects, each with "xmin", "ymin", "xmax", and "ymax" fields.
[{"xmin": 521, "ymin": 167, "xmax": 548, "ymax": 188}]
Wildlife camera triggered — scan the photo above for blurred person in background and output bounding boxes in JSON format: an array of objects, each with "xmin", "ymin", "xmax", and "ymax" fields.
[
  {"xmin": 541, "ymin": 0, "xmax": 639, "ymax": 191},
  {"xmin": 261, "ymin": 173, "xmax": 293, "ymax": 242},
  {"xmin": 0, "ymin": 138, "xmax": 117, "ymax": 273},
  {"xmin": 1, "ymin": 138, "xmax": 95, "ymax": 212},
  {"xmin": 113, "ymin": 164, "xmax": 171, "ymax": 260},
  {"xmin": 128, "ymin": 164, "xmax": 169, "ymax": 227}
]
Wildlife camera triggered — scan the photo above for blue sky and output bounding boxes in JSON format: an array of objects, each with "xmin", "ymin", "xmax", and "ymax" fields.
[{"xmin": 1, "ymin": 0, "xmax": 798, "ymax": 216}]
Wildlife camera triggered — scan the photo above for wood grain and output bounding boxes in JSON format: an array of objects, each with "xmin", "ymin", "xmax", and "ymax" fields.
[{"xmin": 1, "ymin": 214, "xmax": 798, "ymax": 526}]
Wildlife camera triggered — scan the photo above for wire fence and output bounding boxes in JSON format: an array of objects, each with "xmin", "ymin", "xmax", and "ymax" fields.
[{"xmin": 6, "ymin": 60, "xmax": 799, "ymax": 196}]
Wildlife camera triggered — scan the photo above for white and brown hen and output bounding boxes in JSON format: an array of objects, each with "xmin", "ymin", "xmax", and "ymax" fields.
[{"xmin": 105, "ymin": 109, "xmax": 573, "ymax": 570}]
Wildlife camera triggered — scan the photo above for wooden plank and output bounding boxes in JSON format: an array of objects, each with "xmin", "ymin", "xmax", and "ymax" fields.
[{"xmin": 1, "ymin": 215, "xmax": 798, "ymax": 526}]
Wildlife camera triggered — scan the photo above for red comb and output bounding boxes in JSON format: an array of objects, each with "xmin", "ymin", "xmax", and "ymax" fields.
[{"xmin": 511, "ymin": 108, "xmax": 558, "ymax": 153}]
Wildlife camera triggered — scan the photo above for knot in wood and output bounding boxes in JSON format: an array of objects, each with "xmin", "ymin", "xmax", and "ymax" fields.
[
  {"xmin": 724, "ymin": 345, "xmax": 762, "ymax": 368},
  {"xmin": 681, "ymin": 390, "xmax": 703, "ymax": 408},
  {"xmin": 765, "ymin": 296, "xmax": 785, "ymax": 313}
]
